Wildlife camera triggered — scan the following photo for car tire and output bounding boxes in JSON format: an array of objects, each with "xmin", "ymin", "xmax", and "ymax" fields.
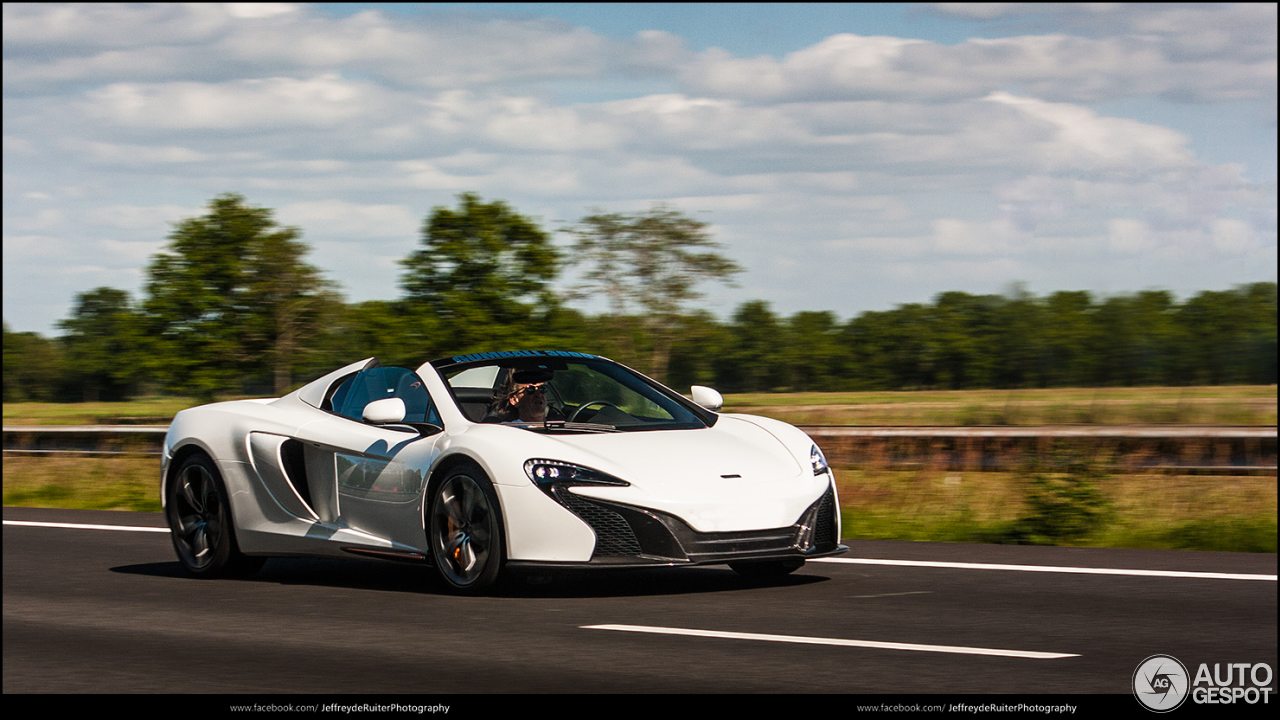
[
  {"xmin": 165, "ymin": 452, "xmax": 265, "ymax": 578},
  {"xmin": 428, "ymin": 463, "xmax": 505, "ymax": 594},
  {"xmin": 729, "ymin": 558, "xmax": 805, "ymax": 577}
]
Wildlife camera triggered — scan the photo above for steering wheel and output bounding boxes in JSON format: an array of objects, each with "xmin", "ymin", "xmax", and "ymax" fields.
[{"xmin": 568, "ymin": 399, "xmax": 620, "ymax": 423}]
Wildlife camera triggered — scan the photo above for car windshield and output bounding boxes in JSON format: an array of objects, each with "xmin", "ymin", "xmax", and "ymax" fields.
[{"xmin": 438, "ymin": 354, "xmax": 709, "ymax": 432}]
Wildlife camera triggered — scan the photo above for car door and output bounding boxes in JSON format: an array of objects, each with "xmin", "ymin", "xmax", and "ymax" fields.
[{"xmin": 293, "ymin": 366, "xmax": 444, "ymax": 552}]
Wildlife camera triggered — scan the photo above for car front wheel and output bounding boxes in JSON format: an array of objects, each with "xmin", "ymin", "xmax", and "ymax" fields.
[
  {"xmin": 165, "ymin": 452, "xmax": 264, "ymax": 578},
  {"xmin": 428, "ymin": 464, "xmax": 504, "ymax": 594}
]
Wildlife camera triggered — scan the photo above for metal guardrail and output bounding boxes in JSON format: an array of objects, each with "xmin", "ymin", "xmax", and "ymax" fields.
[
  {"xmin": 4, "ymin": 424, "xmax": 1277, "ymax": 473},
  {"xmin": 3, "ymin": 425, "xmax": 168, "ymax": 456}
]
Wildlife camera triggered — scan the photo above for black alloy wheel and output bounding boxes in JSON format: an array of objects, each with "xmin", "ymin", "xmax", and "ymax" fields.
[
  {"xmin": 428, "ymin": 464, "xmax": 505, "ymax": 594},
  {"xmin": 165, "ymin": 452, "xmax": 264, "ymax": 578}
]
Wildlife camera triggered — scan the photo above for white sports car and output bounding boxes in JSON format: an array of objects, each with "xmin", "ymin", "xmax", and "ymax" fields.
[{"xmin": 162, "ymin": 350, "xmax": 846, "ymax": 593}]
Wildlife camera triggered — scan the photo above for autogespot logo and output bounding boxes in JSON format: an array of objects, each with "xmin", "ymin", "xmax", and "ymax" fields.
[{"xmin": 1134, "ymin": 655, "xmax": 1190, "ymax": 712}]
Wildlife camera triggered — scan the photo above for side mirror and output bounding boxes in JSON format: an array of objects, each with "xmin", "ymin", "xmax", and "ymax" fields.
[
  {"xmin": 363, "ymin": 397, "xmax": 407, "ymax": 424},
  {"xmin": 690, "ymin": 385, "xmax": 723, "ymax": 412}
]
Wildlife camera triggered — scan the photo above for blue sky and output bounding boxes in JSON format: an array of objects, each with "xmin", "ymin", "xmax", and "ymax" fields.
[{"xmin": 4, "ymin": 3, "xmax": 1276, "ymax": 336}]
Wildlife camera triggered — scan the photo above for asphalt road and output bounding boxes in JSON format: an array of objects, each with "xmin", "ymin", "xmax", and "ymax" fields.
[{"xmin": 4, "ymin": 506, "xmax": 1275, "ymax": 694}]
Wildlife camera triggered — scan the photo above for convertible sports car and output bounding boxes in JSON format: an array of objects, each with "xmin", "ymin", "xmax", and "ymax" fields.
[{"xmin": 162, "ymin": 350, "xmax": 846, "ymax": 593}]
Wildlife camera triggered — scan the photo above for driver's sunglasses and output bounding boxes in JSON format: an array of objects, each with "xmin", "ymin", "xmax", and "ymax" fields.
[{"xmin": 517, "ymin": 382, "xmax": 548, "ymax": 397}]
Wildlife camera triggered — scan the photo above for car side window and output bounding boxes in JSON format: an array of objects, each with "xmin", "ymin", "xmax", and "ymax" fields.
[{"xmin": 332, "ymin": 367, "xmax": 441, "ymax": 426}]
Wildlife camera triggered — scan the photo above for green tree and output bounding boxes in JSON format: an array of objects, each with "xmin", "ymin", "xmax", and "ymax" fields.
[
  {"xmin": 717, "ymin": 301, "xmax": 787, "ymax": 392},
  {"xmin": 57, "ymin": 287, "xmax": 143, "ymax": 401},
  {"xmin": 330, "ymin": 300, "xmax": 440, "ymax": 371},
  {"xmin": 1042, "ymin": 291, "xmax": 1099, "ymax": 386},
  {"xmin": 1175, "ymin": 283, "xmax": 1278, "ymax": 385},
  {"xmin": 989, "ymin": 284, "xmax": 1045, "ymax": 388},
  {"xmin": 841, "ymin": 304, "xmax": 935, "ymax": 390},
  {"xmin": 243, "ymin": 228, "xmax": 343, "ymax": 393},
  {"xmin": 3, "ymin": 322, "xmax": 67, "ymax": 402},
  {"xmin": 1090, "ymin": 291, "xmax": 1182, "ymax": 386},
  {"xmin": 144, "ymin": 193, "xmax": 337, "ymax": 397},
  {"xmin": 786, "ymin": 310, "xmax": 845, "ymax": 392},
  {"xmin": 400, "ymin": 193, "xmax": 560, "ymax": 354},
  {"xmin": 1238, "ymin": 282, "xmax": 1278, "ymax": 385},
  {"xmin": 566, "ymin": 204, "xmax": 741, "ymax": 382},
  {"xmin": 664, "ymin": 310, "xmax": 734, "ymax": 391},
  {"xmin": 929, "ymin": 291, "xmax": 1001, "ymax": 390}
]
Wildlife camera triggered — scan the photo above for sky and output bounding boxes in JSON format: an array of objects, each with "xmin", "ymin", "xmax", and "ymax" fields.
[{"xmin": 4, "ymin": 3, "xmax": 1276, "ymax": 337}]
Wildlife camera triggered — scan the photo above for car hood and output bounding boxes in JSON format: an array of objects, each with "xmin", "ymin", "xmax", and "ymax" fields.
[{"xmin": 526, "ymin": 415, "xmax": 825, "ymax": 532}]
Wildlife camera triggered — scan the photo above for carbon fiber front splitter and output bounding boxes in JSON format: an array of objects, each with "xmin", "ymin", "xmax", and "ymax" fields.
[{"xmin": 505, "ymin": 544, "xmax": 849, "ymax": 570}]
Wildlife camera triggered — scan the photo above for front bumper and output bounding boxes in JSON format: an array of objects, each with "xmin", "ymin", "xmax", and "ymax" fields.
[{"xmin": 509, "ymin": 483, "xmax": 847, "ymax": 569}]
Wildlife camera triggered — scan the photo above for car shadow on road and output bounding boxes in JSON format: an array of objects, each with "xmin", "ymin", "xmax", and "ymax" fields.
[{"xmin": 112, "ymin": 557, "xmax": 829, "ymax": 598}]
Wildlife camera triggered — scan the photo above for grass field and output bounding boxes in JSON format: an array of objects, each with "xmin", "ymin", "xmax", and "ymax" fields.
[
  {"xmin": 833, "ymin": 465, "xmax": 1276, "ymax": 553},
  {"xmin": 4, "ymin": 385, "xmax": 1276, "ymax": 426},
  {"xmin": 3, "ymin": 454, "xmax": 161, "ymax": 513},
  {"xmin": 3, "ymin": 397, "xmax": 197, "ymax": 426},
  {"xmin": 3, "ymin": 454, "xmax": 1274, "ymax": 553}
]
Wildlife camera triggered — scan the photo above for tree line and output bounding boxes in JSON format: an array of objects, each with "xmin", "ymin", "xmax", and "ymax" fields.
[{"xmin": 4, "ymin": 192, "xmax": 1276, "ymax": 403}]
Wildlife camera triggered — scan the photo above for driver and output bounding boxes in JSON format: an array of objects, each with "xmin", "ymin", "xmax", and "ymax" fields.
[{"xmin": 487, "ymin": 369, "xmax": 560, "ymax": 423}]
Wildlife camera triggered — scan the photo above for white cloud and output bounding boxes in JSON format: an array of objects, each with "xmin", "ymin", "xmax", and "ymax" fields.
[
  {"xmin": 99, "ymin": 238, "xmax": 166, "ymax": 264},
  {"xmin": 75, "ymin": 141, "xmax": 214, "ymax": 164},
  {"xmin": 84, "ymin": 205, "xmax": 195, "ymax": 232},
  {"xmin": 681, "ymin": 35, "xmax": 969, "ymax": 102},
  {"xmin": 8, "ymin": 4, "xmax": 1270, "ymax": 105},
  {"xmin": 883, "ymin": 257, "xmax": 1027, "ymax": 284},
  {"xmin": 1210, "ymin": 218, "xmax": 1258, "ymax": 254},
  {"xmin": 449, "ymin": 93, "xmax": 622, "ymax": 151},
  {"xmin": 2, "ymin": 3, "xmax": 234, "ymax": 50},
  {"xmin": 933, "ymin": 217, "xmax": 1029, "ymax": 255},
  {"xmin": 600, "ymin": 93, "xmax": 806, "ymax": 151},
  {"xmin": 396, "ymin": 159, "xmax": 476, "ymax": 191},
  {"xmin": 983, "ymin": 92, "xmax": 1195, "ymax": 174},
  {"xmin": 1107, "ymin": 218, "xmax": 1155, "ymax": 254},
  {"xmin": 3, "ymin": 136, "xmax": 37, "ymax": 154},
  {"xmin": 82, "ymin": 74, "xmax": 382, "ymax": 129},
  {"xmin": 619, "ymin": 30, "xmax": 691, "ymax": 75},
  {"xmin": 929, "ymin": 3, "xmax": 1276, "ymax": 65},
  {"xmin": 3, "ymin": 4, "xmax": 610, "ymax": 91},
  {"xmin": 827, "ymin": 235, "xmax": 931, "ymax": 257},
  {"xmin": 4, "ymin": 209, "xmax": 67, "ymax": 232},
  {"xmin": 276, "ymin": 200, "xmax": 418, "ymax": 238},
  {"xmin": 2, "ymin": 233, "xmax": 72, "ymax": 260},
  {"xmin": 929, "ymin": 4, "xmax": 1026, "ymax": 21},
  {"xmin": 224, "ymin": 4, "xmax": 299, "ymax": 21},
  {"xmin": 682, "ymin": 13, "xmax": 1275, "ymax": 104}
]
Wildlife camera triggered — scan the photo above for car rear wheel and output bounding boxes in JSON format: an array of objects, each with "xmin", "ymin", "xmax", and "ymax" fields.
[
  {"xmin": 165, "ymin": 452, "xmax": 264, "ymax": 578},
  {"xmin": 428, "ymin": 464, "xmax": 504, "ymax": 594},
  {"xmin": 729, "ymin": 558, "xmax": 805, "ymax": 577}
]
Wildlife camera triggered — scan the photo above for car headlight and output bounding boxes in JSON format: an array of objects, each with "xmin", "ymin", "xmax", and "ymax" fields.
[
  {"xmin": 810, "ymin": 444, "xmax": 829, "ymax": 476},
  {"xmin": 524, "ymin": 459, "xmax": 630, "ymax": 488}
]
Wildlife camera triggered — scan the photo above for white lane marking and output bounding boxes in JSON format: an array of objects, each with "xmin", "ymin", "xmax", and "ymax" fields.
[
  {"xmin": 583, "ymin": 624, "xmax": 1078, "ymax": 659},
  {"xmin": 4, "ymin": 520, "xmax": 169, "ymax": 533},
  {"xmin": 813, "ymin": 557, "xmax": 1277, "ymax": 582},
  {"xmin": 849, "ymin": 590, "xmax": 933, "ymax": 599}
]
